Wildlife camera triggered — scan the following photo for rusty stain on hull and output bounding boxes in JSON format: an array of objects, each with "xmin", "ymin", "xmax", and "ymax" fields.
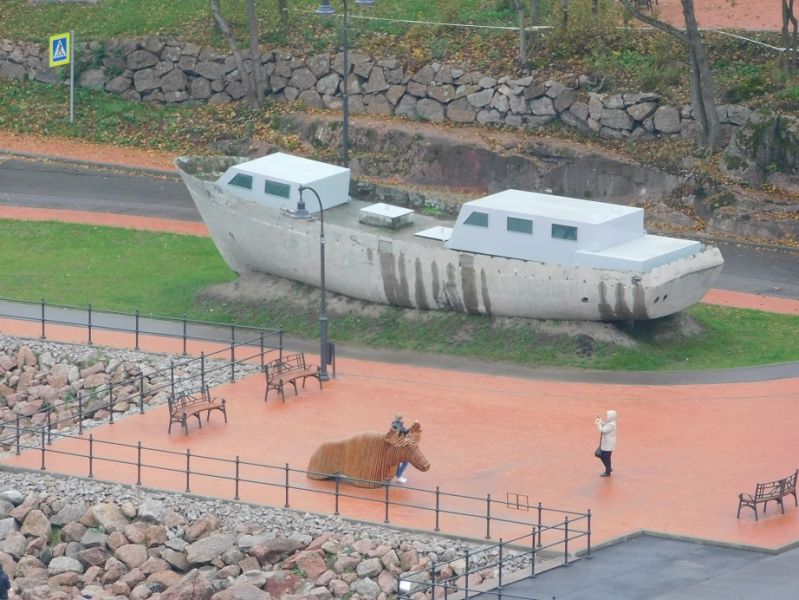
[
  {"xmin": 380, "ymin": 251, "xmax": 411, "ymax": 308},
  {"xmin": 459, "ymin": 254, "xmax": 482, "ymax": 315},
  {"xmin": 480, "ymin": 268, "xmax": 492, "ymax": 316},
  {"xmin": 445, "ymin": 263, "xmax": 465, "ymax": 312},
  {"xmin": 414, "ymin": 258, "xmax": 430, "ymax": 310}
]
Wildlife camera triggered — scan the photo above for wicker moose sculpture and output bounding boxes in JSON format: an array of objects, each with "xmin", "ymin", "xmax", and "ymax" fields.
[{"xmin": 307, "ymin": 421, "xmax": 431, "ymax": 488}]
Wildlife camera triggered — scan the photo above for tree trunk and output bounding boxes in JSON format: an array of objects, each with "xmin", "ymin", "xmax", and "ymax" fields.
[
  {"xmin": 279, "ymin": 0, "xmax": 289, "ymax": 27},
  {"xmin": 617, "ymin": 0, "xmax": 721, "ymax": 153},
  {"xmin": 561, "ymin": 0, "xmax": 569, "ymax": 28},
  {"xmin": 530, "ymin": 0, "xmax": 539, "ymax": 47},
  {"xmin": 681, "ymin": 0, "xmax": 721, "ymax": 152},
  {"xmin": 782, "ymin": 0, "xmax": 798, "ymax": 74},
  {"xmin": 209, "ymin": 0, "xmax": 261, "ymax": 109},
  {"xmin": 511, "ymin": 0, "xmax": 526, "ymax": 67},
  {"xmin": 247, "ymin": 0, "xmax": 264, "ymax": 106}
]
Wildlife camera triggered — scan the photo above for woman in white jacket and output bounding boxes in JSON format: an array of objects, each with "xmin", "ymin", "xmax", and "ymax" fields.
[{"xmin": 595, "ymin": 410, "xmax": 617, "ymax": 477}]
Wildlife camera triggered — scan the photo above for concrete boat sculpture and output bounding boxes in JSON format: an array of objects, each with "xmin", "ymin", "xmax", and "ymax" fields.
[{"xmin": 175, "ymin": 154, "xmax": 724, "ymax": 321}]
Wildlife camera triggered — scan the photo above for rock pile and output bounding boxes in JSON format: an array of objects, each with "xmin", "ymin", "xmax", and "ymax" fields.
[
  {"xmin": 0, "ymin": 470, "xmax": 524, "ymax": 600},
  {"xmin": 0, "ymin": 37, "xmax": 751, "ymax": 139},
  {"xmin": 0, "ymin": 335, "xmax": 260, "ymax": 454}
]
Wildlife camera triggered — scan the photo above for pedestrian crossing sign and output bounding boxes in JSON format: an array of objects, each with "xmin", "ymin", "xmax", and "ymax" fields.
[{"xmin": 49, "ymin": 33, "xmax": 71, "ymax": 67}]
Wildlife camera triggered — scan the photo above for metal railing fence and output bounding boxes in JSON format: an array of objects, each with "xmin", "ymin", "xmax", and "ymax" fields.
[
  {"xmin": 2, "ymin": 334, "xmax": 272, "ymax": 442},
  {"xmin": 0, "ymin": 296, "xmax": 284, "ymax": 357},
  {"xmin": 1, "ymin": 421, "xmax": 590, "ymax": 549},
  {"xmin": 398, "ymin": 517, "xmax": 592, "ymax": 600}
]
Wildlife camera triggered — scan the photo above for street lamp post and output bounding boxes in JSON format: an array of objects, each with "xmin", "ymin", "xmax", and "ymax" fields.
[
  {"xmin": 292, "ymin": 185, "xmax": 330, "ymax": 382},
  {"xmin": 314, "ymin": 0, "xmax": 375, "ymax": 169}
]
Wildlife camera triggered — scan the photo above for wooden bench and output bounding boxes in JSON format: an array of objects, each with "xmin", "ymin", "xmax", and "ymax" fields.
[
  {"xmin": 737, "ymin": 469, "xmax": 798, "ymax": 521},
  {"xmin": 168, "ymin": 385, "xmax": 227, "ymax": 435},
  {"xmin": 264, "ymin": 352, "xmax": 322, "ymax": 402}
]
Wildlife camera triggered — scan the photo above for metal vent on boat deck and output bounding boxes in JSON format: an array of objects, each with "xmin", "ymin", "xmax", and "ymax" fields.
[{"xmin": 414, "ymin": 226, "xmax": 453, "ymax": 242}]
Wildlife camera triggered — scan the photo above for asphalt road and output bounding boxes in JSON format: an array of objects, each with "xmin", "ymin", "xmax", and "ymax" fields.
[{"xmin": 2, "ymin": 156, "xmax": 799, "ymax": 301}]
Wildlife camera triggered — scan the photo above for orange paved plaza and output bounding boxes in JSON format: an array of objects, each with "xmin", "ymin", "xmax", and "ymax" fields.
[{"xmin": 2, "ymin": 314, "xmax": 799, "ymax": 553}]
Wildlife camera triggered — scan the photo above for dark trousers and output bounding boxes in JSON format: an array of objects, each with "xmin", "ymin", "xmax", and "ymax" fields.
[{"xmin": 599, "ymin": 450, "xmax": 613, "ymax": 474}]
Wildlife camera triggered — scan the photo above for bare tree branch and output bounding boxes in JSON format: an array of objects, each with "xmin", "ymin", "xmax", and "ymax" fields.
[
  {"xmin": 209, "ymin": 0, "xmax": 260, "ymax": 109},
  {"xmin": 617, "ymin": 0, "xmax": 720, "ymax": 152}
]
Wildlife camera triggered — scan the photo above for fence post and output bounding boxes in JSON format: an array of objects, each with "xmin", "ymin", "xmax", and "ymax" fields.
[
  {"xmin": 87, "ymin": 303, "xmax": 92, "ymax": 345},
  {"xmin": 334, "ymin": 471, "xmax": 340, "ymax": 515},
  {"xmin": 77, "ymin": 391, "xmax": 84, "ymax": 434},
  {"xmin": 185, "ymin": 449, "xmax": 191, "ymax": 493},
  {"xmin": 564, "ymin": 516, "xmax": 570, "ymax": 566},
  {"xmin": 430, "ymin": 559, "xmax": 437, "ymax": 599},
  {"xmin": 260, "ymin": 332, "xmax": 265, "ymax": 371},
  {"xmin": 586, "ymin": 509, "xmax": 592, "ymax": 558},
  {"xmin": 40, "ymin": 298, "xmax": 46, "ymax": 339},
  {"xmin": 15, "ymin": 415, "xmax": 21, "ymax": 455},
  {"xmin": 384, "ymin": 479, "xmax": 391, "ymax": 523},
  {"xmin": 464, "ymin": 552, "xmax": 470, "ymax": 600},
  {"xmin": 170, "ymin": 361, "xmax": 175, "ymax": 398},
  {"xmin": 108, "ymin": 381, "xmax": 115, "ymax": 425},
  {"xmin": 537, "ymin": 502, "xmax": 543, "ymax": 547},
  {"xmin": 136, "ymin": 442, "xmax": 142, "ymax": 485},
  {"xmin": 531, "ymin": 526, "xmax": 537, "ymax": 578},
  {"xmin": 230, "ymin": 320, "xmax": 236, "ymax": 383},
  {"xmin": 498, "ymin": 538, "xmax": 504, "ymax": 591},
  {"xmin": 46, "ymin": 408, "xmax": 52, "ymax": 445},
  {"xmin": 485, "ymin": 493, "xmax": 491, "ymax": 539},
  {"xmin": 88, "ymin": 434, "xmax": 94, "ymax": 478},
  {"xmin": 200, "ymin": 353, "xmax": 206, "ymax": 391},
  {"xmin": 182, "ymin": 313, "xmax": 188, "ymax": 356},
  {"xmin": 435, "ymin": 486, "xmax": 440, "ymax": 532},
  {"xmin": 40, "ymin": 426, "xmax": 46, "ymax": 470},
  {"xmin": 234, "ymin": 456, "xmax": 240, "ymax": 501},
  {"xmin": 284, "ymin": 463, "xmax": 290, "ymax": 508},
  {"xmin": 138, "ymin": 373, "xmax": 145, "ymax": 414},
  {"xmin": 134, "ymin": 309, "xmax": 140, "ymax": 350}
]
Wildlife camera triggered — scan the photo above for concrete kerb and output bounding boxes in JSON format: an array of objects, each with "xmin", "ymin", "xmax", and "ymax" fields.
[
  {"xmin": 0, "ymin": 148, "xmax": 182, "ymax": 180},
  {"xmin": 572, "ymin": 527, "xmax": 794, "ymax": 557}
]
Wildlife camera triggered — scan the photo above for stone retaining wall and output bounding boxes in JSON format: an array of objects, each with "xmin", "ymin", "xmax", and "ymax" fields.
[{"xmin": 0, "ymin": 37, "xmax": 752, "ymax": 140}]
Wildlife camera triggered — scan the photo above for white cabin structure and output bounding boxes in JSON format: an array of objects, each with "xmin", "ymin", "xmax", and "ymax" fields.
[
  {"xmin": 446, "ymin": 190, "xmax": 701, "ymax": 272},
  {"xmin": 215, "ymin": 152, "xmax": 350, "ymax": 213}
]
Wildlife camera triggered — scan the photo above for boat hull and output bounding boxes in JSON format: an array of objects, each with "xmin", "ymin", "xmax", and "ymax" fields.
[{"xmin": 177, "ymin": 158, "xmax": 724, "ymax": 322}]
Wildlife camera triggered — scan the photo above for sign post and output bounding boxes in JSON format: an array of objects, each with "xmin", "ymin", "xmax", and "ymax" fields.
[{"xmin": 49, "ymin": 32, "xmax": 74, "ymax": 123}]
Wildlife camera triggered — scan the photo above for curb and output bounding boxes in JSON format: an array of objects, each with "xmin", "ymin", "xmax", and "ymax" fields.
[{"xmin": 0, "ymin": 148, "xmax": 181, "ymax": 180}]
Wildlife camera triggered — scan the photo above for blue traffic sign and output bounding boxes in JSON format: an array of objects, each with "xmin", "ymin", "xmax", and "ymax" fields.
[{"xmin": 49, "ymin": 33, "xmax": 71, "ymax": 67}]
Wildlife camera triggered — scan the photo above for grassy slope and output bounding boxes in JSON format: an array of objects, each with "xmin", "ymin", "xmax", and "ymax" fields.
[{"xmin": 2, "ymin": 220, "xmax": 798, "ymax": 372}]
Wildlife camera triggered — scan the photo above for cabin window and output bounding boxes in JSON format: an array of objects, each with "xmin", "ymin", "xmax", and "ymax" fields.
[
  {"xmin": 551, "ymin": 223, "xmax": 578, "ymax": 241},
  {"xmin": 264, "ymin": 179, "xmax": 291, "ymax": 199},
  {"xmin": 464, "ymin": 211, "xmax": 489, "ymax": 227},
  {"xmin": 228, "ymin": 173, "xmax": 253, "ymax": 190},
  {"xmin": 507, "ymin": 217, "xmax": 533, "ymax": 235}
]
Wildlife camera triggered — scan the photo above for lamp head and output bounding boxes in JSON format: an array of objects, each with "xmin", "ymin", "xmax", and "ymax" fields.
[
  {"xmin": 291, "ymin": 190, "xmax": 312, "ymax": 219},
  {"xmin": 315, "ymin": 0, "xmax": 336, "ymax": 15}
]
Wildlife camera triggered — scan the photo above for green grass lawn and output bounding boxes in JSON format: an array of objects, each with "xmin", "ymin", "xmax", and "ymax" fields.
[{"xmin": 3, "ymin": 219, "xmax": 799, "ymax": 372}]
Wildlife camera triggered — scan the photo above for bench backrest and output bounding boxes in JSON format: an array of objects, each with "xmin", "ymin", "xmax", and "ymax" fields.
[
  {"xmin": 168, "ymin": 390, "xmax": 191, "ymax": 411},
  {"xmin": 756, "ymin": 470, "xmax": 798, "ymax": 499},
  {"xmin": 264, "ymin": 353, "xmax": 306, "ymax": 379}
]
